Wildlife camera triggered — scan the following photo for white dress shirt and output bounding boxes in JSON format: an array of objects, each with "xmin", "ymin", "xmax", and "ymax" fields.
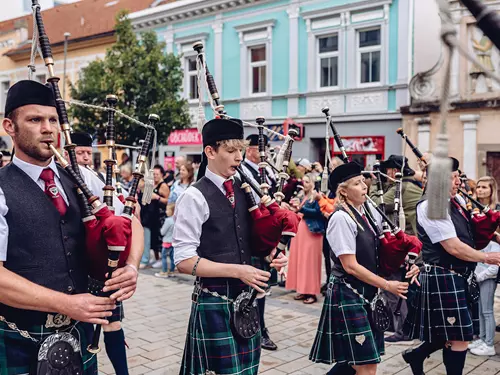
[
  {"xmin": 327, "ymin": 204, "xmax": 383, "ymax": 258},
  {"xmin": 173, "ymin": 167, "xmax": 233, "ymax": 265},
  {"xmin": 416, "ymin": 197, "xmax": 465, "ymax": 244},
  {"xmin": 0, "ymin": 156, "xmax": 124, "ymax": 261}
]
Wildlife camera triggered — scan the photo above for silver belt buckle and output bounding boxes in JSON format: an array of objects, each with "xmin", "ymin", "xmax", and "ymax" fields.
[
  {"xmin": 45, "ymin": 314, "xmax": 71, "ymax": 329},
  {"xmin": 424, "ymin": 264, "xmax": 431, "ymax": 273}
]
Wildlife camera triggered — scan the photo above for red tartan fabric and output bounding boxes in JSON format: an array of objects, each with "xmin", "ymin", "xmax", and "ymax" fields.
[
  {"xmin": 379, "ymin": 232, "xmax": 422, "ymax": 277},
  {"xmin": 250, "ymin": 202, "xmax": 301, "ymax": 256},
  {"xmin": 84, "ymin": 205, "xmax": 132, "ymax": 280},
  {"xmin": 472, "ymin": 211, "xmax": 500, "ymax": 250}
]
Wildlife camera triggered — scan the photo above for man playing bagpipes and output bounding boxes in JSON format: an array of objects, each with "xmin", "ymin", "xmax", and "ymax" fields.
[
  {"xmin": 403, "ymin": 157, "xmax": 500, "ymax": 375},
  {"xmin": 240, "ymin": 133, "xmax": 279, "ymax": 351},
  {"xmin": 370, "ymin": 155, "xmax": 422, "ymax": 236},
  {"xmin": 173, "ymin": 117, "xmax": 288, "ymax": 375},
  {"xmin": 0, "ymin": 80, "xmax": 144, "ymax": 374},
  {"xmin": 65, "ymin": 130, "xmax": 132, "ymax": 374}
]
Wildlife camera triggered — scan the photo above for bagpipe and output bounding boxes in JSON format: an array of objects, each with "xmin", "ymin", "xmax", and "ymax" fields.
[
  {"xmin": 457, "ymin": 188, "xmax": 500, "ymax": 250},
  {"xmin": 396, "ymin": 128, "xmax": 428, "ymax": 172},
  {"xmin": 192, "ymin": 41, "xmax": 300, "ymax": 340},
  {"xmin": 31, "ymin": 0, "xmax": 157, "ymax": 354},
  {"xmin": 321, "ymin": 108, "xmax": 421, "ymax": 277}
]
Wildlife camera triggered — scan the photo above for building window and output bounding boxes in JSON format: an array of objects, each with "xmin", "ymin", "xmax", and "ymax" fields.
[
  {"xmin": 185, "ymin": 56, "xmax": 199, "ymax": 100},
  {"xmin": 318, "ymin": 35, "xmax": 339, "ymax": 88},
  {"xmin": 249, "ymin": 45, "xmax": 266, "ymax": 94},
  {"xmin": 358, "ymin": 28, "xmax": 381, "ymax": 84},
  {"xmin": 1, "ymin": 81, "xmax": 9, "ymax": 114}
]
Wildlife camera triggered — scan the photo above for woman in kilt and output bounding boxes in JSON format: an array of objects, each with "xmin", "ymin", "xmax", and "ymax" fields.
[
  {"xmin": 402, "ymin": 158, "xmax": 500, "ymax": 375},
  {"xmin": 309, "ymin": 162, "xmax": 415, "ymax": 375}
]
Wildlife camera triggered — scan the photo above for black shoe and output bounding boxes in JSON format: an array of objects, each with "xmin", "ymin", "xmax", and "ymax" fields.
[
  {"xmin": 402, "ymin": 348, "xmax": 425, "ymax": 375},
  {"xmin": 496, "ymin": 325, "xmax": 500, "ymax": 333},
  {"xmin": 326, "ymin": 363, "xmax": 356, "ymax": 375},
  {"xmin": 261, "ymin": 336, "xmax": 277, "ymax": 351},
  {"xmin": 385, "ymin": 332, "xmax": 412, "ymax": 343}
]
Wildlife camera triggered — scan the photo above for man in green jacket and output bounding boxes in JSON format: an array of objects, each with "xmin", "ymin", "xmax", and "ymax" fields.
[{"xmin": 370, "ymin": 155, "xmax": 423, "ymax": 235}]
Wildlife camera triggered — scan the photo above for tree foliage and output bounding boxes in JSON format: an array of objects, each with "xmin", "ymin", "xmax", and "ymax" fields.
[{"xmin": 69, "ymin": 10, "xmax": 190, "ymax": 145}]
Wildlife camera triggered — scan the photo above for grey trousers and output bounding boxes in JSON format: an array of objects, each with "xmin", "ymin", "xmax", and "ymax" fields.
[{"xmin": 479, "ymin": 278, "xmax": 497, "ymax": 346}]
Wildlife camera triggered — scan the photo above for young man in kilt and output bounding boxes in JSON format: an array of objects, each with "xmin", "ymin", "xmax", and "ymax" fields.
[
  {"xmin": 173, "ymin": 118, "xmax": 287, "ymax": 375},
  {"xmin": 0, "ymin": 80, "xmax": 143, "ymax": 375},
  {"xmin": 309, "ymin": 162, "xmax": 416, "ymax": 375},
  {"xmin": 403, "ymin": 157, "xmax": 500, "ymax": 375}
]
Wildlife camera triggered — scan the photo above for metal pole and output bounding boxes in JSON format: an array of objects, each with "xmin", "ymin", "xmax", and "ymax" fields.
[{"xmin": 62, "ymin": 32, "xmax": 70, "ymax": 100}]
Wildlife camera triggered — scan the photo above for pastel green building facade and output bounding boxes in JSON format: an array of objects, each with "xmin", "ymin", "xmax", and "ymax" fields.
[{"xmin": 131, "ymin": 0, "xmax": 414, "ymax": 166}]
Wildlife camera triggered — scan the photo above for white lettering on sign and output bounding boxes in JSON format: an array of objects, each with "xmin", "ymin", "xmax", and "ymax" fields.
[{"xmin": 168, "ymin": 129, "xmax": 202, "ymax": 145}]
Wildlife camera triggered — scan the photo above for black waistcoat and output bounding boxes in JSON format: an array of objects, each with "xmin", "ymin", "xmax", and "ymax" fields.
[
  {"xmin": 194, "ymin": 177, "xmax": 252, "ymax": 266},
  {"xmin": 0, "ymin": 163, "xmax": 87, "ymax": 325},
  {"xmin": 417, "ymin": 197, "xmax": 476, "ymax": 270},
  {"xmin": 331, "ymin": 206, "xmax": 379, "ymax": 299}
]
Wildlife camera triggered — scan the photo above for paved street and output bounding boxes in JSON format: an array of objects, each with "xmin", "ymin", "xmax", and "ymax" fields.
[{"xmin": 97, "ymin": 271, "xmax": 500, "ymax": 375}]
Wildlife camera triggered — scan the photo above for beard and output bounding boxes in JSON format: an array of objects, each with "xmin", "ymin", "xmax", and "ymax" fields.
[{"xmin": 14, "ymin": 127, "xmax": 53, "ymax": 163}]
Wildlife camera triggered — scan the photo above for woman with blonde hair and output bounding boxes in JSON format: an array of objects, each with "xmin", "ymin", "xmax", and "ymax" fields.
[
  {"xmin": 469, "ymin": 176, "xmax": 500, "ymax": 356},
  {"xmin": 310, "ymin": 162, "xmax": 417, "ymax": 375}
]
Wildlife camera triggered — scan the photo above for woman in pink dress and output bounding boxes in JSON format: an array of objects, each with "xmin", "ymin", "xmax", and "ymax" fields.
[{"xmin": 286, "ymin": 173, "xmax": 325, "ymax": 304}]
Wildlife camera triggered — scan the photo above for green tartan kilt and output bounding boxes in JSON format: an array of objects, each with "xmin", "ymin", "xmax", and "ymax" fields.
[
  {"xmin": 0, "ymin": 319, "xmax": 97, "ymax": 375},
  {"xmin": 309, "ymin": 276, "xmax": 385, "ymax": 366},
  {"xmin": 180, "ymin": 279, "xmax": 261, "ymax": 375},
  {"xmin": 250, "ymin": 256, "xmax": 277, "ymax": 286}
]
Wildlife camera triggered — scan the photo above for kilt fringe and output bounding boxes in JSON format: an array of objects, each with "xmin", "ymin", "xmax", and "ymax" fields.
[
  {"xmin": 309, "ymin": 276, "xmax": 384, "ymax": 366},
  {"xmin": 404, "ymin": 265, "xmax": 479, "ymax": 343}
]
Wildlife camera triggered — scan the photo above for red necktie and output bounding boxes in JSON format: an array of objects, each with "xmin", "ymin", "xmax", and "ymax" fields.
[
  {"xmin": 223, "ymin": 179, "xmax": 235, "ymax": 208},
  {"xmin": 40, "ymin": 168, "xmax": 67, "ymax": 216}
]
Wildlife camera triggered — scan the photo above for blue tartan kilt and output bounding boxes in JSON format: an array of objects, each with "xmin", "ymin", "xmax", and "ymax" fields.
[
  {"xmin": 309, "ymin": 276, "xmax": 385, "ymax": 366},
  {"xmin": 180, "ymin": 279, "xmax": 261, "ymax": 375},
  {"xmin": 404, "ymin": 265, "xmax": 479, "ymax": 343},
  {"xmin": 0, "ymin": 319, "xmax": 97, "ymax": 375}
]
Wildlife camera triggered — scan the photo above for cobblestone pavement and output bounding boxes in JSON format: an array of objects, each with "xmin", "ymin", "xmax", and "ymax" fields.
[{"xmin": 97, "ymin": 271, "xmax": 500, "ymax": 375}]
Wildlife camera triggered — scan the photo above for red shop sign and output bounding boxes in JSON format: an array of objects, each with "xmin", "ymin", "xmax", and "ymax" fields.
[
  {"xmin": 168, "ymin": 128, "xmax": 202, "ymax": 145},
  {"xmin": 330, "ymin": 136, "xmax": 385, "ymax": 154}
]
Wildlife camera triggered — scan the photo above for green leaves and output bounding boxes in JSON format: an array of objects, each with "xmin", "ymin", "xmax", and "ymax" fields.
[{"xmin": 69, "ymin": 10, "xmax": 190, "ymax": 146}]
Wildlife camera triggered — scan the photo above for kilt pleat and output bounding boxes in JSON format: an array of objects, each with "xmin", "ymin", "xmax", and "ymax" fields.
[
  {"xmin": 0, "ymin": 320, "xmax": 97, "ymax": 375},
  {"xmin": 309, "ymin": 276, "xmax": 384, "ymax": 366},
  {"xmin": 180, "ymin": 281, "xmax": 261, "ymax": 375},
  {"xmin": 404, "ymin": 266, "xmax": 479, "ymax": 343}
]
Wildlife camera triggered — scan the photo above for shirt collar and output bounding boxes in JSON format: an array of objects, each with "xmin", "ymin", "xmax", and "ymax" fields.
[
  {"xmin": 13, "ymin": 155, "xmax": 60, "ymax": 183},
  {"xmin": 244, "ymin": 158, "xmax": 259, "ymax": 171},
  {"xmin": 205, "ymin": 167, "xmax": 233, "ymax": 190}
]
